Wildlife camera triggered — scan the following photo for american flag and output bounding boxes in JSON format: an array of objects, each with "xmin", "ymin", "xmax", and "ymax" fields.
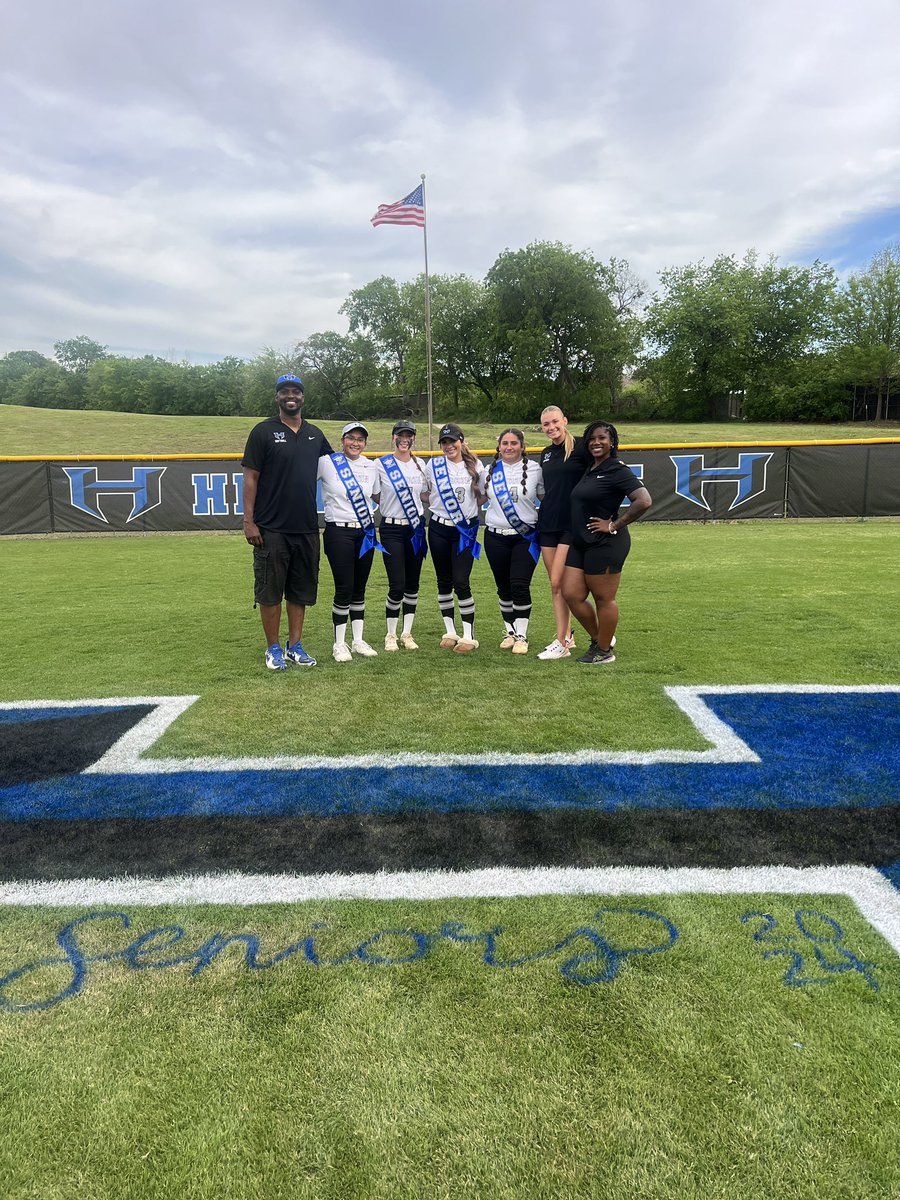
[{"xmin": 371, "ymin": 183, "xmax": 425, "ymax": 229}]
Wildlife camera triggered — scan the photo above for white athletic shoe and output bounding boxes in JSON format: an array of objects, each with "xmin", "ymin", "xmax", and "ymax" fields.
[
  {"xmin": 537, "ymin": 639, "xmax": 570, "ymax": 660},
  {"xmin": 453, "ymin": 638, "xmax": 479, "ymax": 654},
  {"xmin": 399, "ymin": 633, "xmax": 419, "ymax": 650},
  {"xmin": 333, "ymin": 642, "xmax": 352, "ymax": 663},
  {"xmin": 384, "ymin": 633, "xmax": 399, "ymax": 652},
  {"xmin": 499, "ymin": 632, "xmax": 516, "ymax": 650},
  {"xmin": 511, "ymin": 635, "xmax": 529, "ymax": 655},
  {"xmin": 351, "ymin": 640, "xmax": 378, "ymax": 657}
]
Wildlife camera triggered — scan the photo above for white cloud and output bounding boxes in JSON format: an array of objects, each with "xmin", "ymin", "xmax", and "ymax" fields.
[{"xmin": 1, "ymin": 0, "xmax": 900, "ymax": 358}]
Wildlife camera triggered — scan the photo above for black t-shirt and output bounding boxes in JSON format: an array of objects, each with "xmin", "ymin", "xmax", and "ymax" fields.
[
  {"xmin": 569, "ymin": 457, "xmax": 644, "ymax": 548},
  {"xmin": 537, "ymin": 437, "xmax": 590, "ymax": 531},
  {"xmin": 242, "ymin": 417, "xmax": 333, "ymax": 533}
]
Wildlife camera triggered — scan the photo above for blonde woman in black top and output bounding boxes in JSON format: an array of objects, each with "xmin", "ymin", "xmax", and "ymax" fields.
[{"xmin": 535, "ymin": 405, "xmax": 589, "ymax": 660}]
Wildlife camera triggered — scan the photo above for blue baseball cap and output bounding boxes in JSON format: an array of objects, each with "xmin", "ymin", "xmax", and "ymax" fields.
[{"xmin": 276, "ymin": 373, "xmax": 303, "ymax": 391}]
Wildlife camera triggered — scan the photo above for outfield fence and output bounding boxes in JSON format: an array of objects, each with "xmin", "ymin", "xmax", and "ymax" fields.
[{"xmin": 2, "ymin": 440, "xmax": 898, "ymax": 535}]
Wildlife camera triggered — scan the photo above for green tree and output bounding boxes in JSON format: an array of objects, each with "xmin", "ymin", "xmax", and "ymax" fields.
[
  {"xmin": 0, "ymin": 350, "xmax": 53, "ymax": 403},
  {"xmin": 53, "ymin": 335, "xmax": 110, "ymax": 374},
  {"xmin": 643, "ymin": 252, "xmax": 836, "ymax": 419},
  {"xmin": 485, "ymin": 242, "xmax": 627, "ymax": 412},
  {"xmin": 295, "ymin": 331, "xmax": 370, "ymax": 415},
  {"xmin": 10, "ymin": 362, "xmax": 82, "ymax": 408},
  {"xmin": 340, "ymin": 277, "xmax": 418, "ymax": 401},
  {"xmin": 419, "ymin": 274, "xmax": 512, "ymax": 411},
  {"xmin": 830, "ymin": 244, "xmax": 900, "ymax": 421}
]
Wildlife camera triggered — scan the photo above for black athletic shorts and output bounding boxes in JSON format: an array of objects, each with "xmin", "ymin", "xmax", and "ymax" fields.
[
  {"xmin": 565, "ymin": 528, "xmax": 631, "ymax": 575},
  {"xmin": 538, "ymin": 530, "xmax": 571, "ymax": 549},
  {"xmin": 253, "ymin": 529, "xmax": 320, "ymax": 606}
]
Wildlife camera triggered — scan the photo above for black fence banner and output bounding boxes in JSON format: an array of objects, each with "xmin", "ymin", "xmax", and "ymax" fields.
[{"xmin": 1, "ymin": 443, "xmax": 897, "ymax": 535}]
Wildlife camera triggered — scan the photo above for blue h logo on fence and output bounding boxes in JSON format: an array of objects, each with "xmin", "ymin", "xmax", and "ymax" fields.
[
  {"xmin": 62, "ymin": 467, "xmax": 168, "ymax": 523},
  {"xmin": 191, "ymin": 473, "xmax": 244, "ymax": 516},
  {"xmin": 670, "ymin": 453, "xmax": 773, "ymax": 511}
]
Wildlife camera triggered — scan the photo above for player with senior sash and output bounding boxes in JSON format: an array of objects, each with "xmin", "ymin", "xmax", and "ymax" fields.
[
  {"xmin": 424, "ymin": 423, "xmax": 487, "ymax": 654},
  {"xmin": 376, "ymin": 420, "xmax": 430, "ymax": 652},
  {"xmin": 317, "ymin": 422, "xmax": 384, "ymax": 663},
  {"xmin": 482, "ymin": 428, "xmax": 545, "ymax": 655}
]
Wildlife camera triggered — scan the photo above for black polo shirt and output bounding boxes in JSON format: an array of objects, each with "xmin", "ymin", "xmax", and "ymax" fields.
[
  {"xmin": 569, "ymin": 457, "xmax": 644, "ymax": 548},
  {"xmin": 537, "ymin": 437, "xmax": 590, "ymax": 531},
  {"xmin": 242, "ymin": 417, "xmax": 333, "ymax": 533}
]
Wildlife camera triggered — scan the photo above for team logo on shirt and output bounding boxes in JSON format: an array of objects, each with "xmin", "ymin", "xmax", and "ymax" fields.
[{"xmin": 273, "ymin": 431, "xmax": 286, "ymax": 443}]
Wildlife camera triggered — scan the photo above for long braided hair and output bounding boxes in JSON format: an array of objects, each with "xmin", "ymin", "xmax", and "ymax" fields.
[{"xmin": 486, "ymin": 428, "xmax": 529, "ymax": 496}]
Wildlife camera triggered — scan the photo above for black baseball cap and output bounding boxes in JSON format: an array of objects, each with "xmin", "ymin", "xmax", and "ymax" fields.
[
  {"xmin": 438, "ymin": 423, "xmax": 464, "ymax": 442},
  {"xmin": 392, "ymin": 420, "xmax": 417, "ymax": 436}
]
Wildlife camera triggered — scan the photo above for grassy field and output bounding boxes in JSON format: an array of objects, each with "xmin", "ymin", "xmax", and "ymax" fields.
[
  {"xmin": 1, "ymin": 522, "xmax": 898, "ymax": 755},
  {"xmin": 0, "ymin": 523, "xmax": 898, "ymax": 1198},
  {"xmin": 1, "ymin": 894, "xmax": 896, "ymax": 1200},
  {"xmin": 2, "ymin": 401, "xmax": 898, "ymax": 456}
]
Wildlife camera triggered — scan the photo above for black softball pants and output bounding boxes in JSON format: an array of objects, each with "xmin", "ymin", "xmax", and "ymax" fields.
[
  {"xmin": 323, "ymin": 524, "xmax": 375, "ymax": 608},
  {"xmin": 427, "ymin": 518, "xmax": 477, "ymax": 600},
  {"xmin": 380, "ymin": 522, "xmax": 425, "ymax": 602},
  {"xmin": 484, "ymin": 529, "xmax": 538, "ymax": 607}
]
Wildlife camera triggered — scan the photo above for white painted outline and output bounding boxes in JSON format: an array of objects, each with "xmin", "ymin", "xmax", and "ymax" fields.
[
  {"xmin": 3, "ymin": 684, "xmax": 897, "ymax": 774},
  {"xmin": 0, "ymin": 866, "xmax": 897, "ymax": 955}
]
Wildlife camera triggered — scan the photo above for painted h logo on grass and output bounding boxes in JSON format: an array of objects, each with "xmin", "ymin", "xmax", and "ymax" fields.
[
  {"xmin": 62, "ymin": 466, "xmax": 167, "ymax": 524},
  {"xmin": 670, "ymin": 453, "xmax": 773, "ymax": 511}
]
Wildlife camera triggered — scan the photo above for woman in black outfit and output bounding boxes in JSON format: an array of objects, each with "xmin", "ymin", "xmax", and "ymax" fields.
[
  {"xmin": 536, "ymin": 405, "xmax": 590, "ymax": 660},
  {"xmin": 562, "ymin": 420, "xmax": 652, "ymax": 665}
]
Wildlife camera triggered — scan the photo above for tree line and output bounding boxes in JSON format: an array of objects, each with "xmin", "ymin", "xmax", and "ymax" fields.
[{"xmin": 2, "ymin": 242, "xmax": 899, "ymax": 424}]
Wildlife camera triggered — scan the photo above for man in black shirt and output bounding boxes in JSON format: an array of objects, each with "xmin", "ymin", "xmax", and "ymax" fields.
[{"xmin": 241, "ymin": 374, "xmax": 333, "ymax": 669}]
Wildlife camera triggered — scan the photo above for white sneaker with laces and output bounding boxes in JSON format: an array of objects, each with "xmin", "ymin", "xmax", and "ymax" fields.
[
  {"xmin": 399, "ymin": 633, "xmax": 419, "ymax": 650},
  {"xmin": 351, "ymin": 639, "xmax": 378, "ymax": 657},
  {"xmin": 511, "ymin": 635, "xmax": 529, "ymax": 655},
  {"xmin": 499, "ymin": 632, "xmax": 516, "ymax": 649},
  {"xmin": 384, "ymin": 633, "xmax": 399, "ymax": 652},
  {"xmin": 333, "ymin": 642, "xmax": 352, "ymax": 663},
  {"xmin": 537, "ymin": 639, "xmax": 570, "ymax": 660}
]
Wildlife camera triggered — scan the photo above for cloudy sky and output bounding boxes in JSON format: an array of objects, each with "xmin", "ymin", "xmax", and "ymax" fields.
[{"xmin": 3, "ymin": 0, "xmax": 899, "ymax": 363}]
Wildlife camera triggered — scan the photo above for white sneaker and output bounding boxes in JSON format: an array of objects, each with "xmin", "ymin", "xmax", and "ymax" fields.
[
  {"xmin": 511, "ymin": 635, "xmax": 529, "ymax": 655},
  {"xmin": 384, "ymin": 633, "xmax": 399, "ymax": 652},
  {"xmin": 333, "ymin": 642, "xmax": 352, "ymax": 663},
  {"xmin": 399, "ymin": 633, "xmax": 419, "ymax": 650},
  {"xmin": 499, "ymin": 632, "xmax": 516, "ymax": 650},
  {"xmin": 537, "ymin": 639, "xmax": 570, "ymax": 660},
  {"xmin": 351, "ymin": 640, "xmax": 378, "ymax": 657}
]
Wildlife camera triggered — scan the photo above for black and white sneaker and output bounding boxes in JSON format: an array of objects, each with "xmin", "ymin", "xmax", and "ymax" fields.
[{"xmin": 577, "ymin": 641, "xmax": 616, "ymax": 665}]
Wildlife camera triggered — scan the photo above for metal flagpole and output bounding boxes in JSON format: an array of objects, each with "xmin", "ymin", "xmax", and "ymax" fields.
[{"xmin": 420, "ymin": 173, "xmax": 435, "ymax": 449}]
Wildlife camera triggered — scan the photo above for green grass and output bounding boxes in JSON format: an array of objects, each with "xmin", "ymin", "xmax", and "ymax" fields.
[
  {"xmin": 2, "ymin": 402, "xmax": 898, "ymax": 456},
  {"xmin": 1, "ymin": 522, "xmax": 897, "ymax": 757},
  {"xmin": 1, "ymin": 895, "xmax": 897, "ymax": 1200},
  {"xmin": 1, "ymin": 523, "xmax": 898, "ymax": 1198}
]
